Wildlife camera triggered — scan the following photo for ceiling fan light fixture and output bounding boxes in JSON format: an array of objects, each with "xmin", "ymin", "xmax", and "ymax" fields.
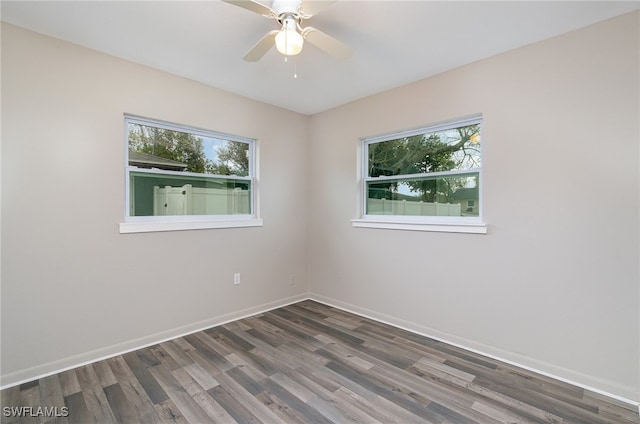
[{"xmin": 275, "ymin": 17, "xmax": 303, "ymax": 56}]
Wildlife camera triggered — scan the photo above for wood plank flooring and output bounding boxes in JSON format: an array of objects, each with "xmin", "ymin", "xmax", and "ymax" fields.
[{"xmin": 1, "ymin": 300, "xmax": 638, "ymax": 423}]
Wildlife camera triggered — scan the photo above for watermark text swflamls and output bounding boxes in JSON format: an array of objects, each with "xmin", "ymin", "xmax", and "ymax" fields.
[{"xmin": 3, "ymin": 406, "xmax": 69, "ymax": 418}]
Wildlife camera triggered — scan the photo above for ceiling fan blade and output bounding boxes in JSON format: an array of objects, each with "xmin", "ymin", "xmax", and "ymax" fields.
[
  {"xmin": 299, "ymin": 0, "xmax": 338, "ymax": 17},
  {"xmin": 243, "ymin": 30, "xmax": 279, "ymax": 61},
  {"xmin": 302, "ymin": 27, "xmax": 352, "ymax": 59},
  {"xmin": 222, "ymin": 0, "xmax": 274, "ymax": 17}
]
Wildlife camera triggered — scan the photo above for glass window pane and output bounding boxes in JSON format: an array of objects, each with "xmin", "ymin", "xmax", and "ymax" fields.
[
  {"xmin": 128, "ymin": 123, "xmax": 250, "ymax": 177},
  {"xmin": 367, "ymin": 123, "xmax": 481, "ymax": 177},
  {"xmin": 366, "ymin": 172, "xmax": 479, "ymax": 217},
  {"xmin": 129, "ymin": 171, "xmax": 251, "ymax": 217}
]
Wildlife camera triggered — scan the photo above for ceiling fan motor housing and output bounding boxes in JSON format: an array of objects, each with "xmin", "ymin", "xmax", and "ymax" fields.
[{"xmin": 272, "ymin": 0, "xmax": 303, "ymax": 16}]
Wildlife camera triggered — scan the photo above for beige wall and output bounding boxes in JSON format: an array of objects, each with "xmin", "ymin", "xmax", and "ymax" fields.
[
  {"xmin": 1, "ymin": 23, "xmax": 309, "ymax": 383},
  {"xmin": 2, "ymin": 11, "xmax": 639, "ymax": 403},
  {"xmin": 308, "ymin": 12, "xmax": 639, "ymax": 401}
]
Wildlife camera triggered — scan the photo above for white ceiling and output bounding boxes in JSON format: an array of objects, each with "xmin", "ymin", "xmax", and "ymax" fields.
[{"xmin": 2, "ymin": 1, "xmax": 638, "ymax": 115}]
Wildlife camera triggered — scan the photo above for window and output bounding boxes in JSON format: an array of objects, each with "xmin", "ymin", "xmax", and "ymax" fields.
[
  {"xmin": 353, "ymin": 116, "xmax": 486, "ymax": 234},
  {"xmin": 120, "ymin": 116, "xmax": 261, "ymax": 233}
]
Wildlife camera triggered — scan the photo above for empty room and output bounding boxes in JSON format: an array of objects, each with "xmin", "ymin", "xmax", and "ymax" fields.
[{"xmin": 1, "ymin": 1, "xmax": 639, "ymax": 423}]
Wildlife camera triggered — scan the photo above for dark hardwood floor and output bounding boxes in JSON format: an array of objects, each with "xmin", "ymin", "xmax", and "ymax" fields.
[{"xmin": 1, "ymin": 300, "xmax": 638, "ymax": 423}]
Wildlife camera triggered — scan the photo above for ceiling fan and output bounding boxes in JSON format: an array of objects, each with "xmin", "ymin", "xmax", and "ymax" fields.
[{"xmin": 222, "ymin": 0, "xmax": 352, "ymax": 61}]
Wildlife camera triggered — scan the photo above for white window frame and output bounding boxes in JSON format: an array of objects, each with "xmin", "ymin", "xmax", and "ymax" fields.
[
  {"xmin": 119, "ymin": 115, "xmax": 262, "ymax": 234},
  {"xmin": 352, "ymin": 115, "xmax": 487, "ymax": 234}
]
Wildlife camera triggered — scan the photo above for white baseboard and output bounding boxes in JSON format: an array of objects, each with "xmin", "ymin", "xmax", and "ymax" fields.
[
  {"xmin": 309, "ymin": 293, "xmax": 640, "ymax": 408},
  {"xmin": 0, "ymin": 293, "xmax": 307, "ymax": 390}
]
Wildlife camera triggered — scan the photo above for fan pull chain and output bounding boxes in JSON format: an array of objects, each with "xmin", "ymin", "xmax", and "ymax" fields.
[
  {"xmin": 284, "ymin": 19, "xmax": 290, "ymax": 60},
  {"xmin": 283, "ymin": 56, "xmax": 298, "ymax": 79}
]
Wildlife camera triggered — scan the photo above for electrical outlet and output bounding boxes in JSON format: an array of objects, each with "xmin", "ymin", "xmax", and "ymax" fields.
[
  {"xmin": 234, "ymin": 273, "xmax": 241, "ymax": 285},
  {"xmin": 288, "ymin": 274, "xmax": 295, "ymax": 286}
]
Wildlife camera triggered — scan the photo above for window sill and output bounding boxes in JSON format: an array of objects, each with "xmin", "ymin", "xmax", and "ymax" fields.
[
  {"xmin": 119, "ymin": 218, "xmax": 263, "ymax": 234},
  {"xmin": 351, "ymin": 218, "xmax": 487, "ymax": 234}
]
